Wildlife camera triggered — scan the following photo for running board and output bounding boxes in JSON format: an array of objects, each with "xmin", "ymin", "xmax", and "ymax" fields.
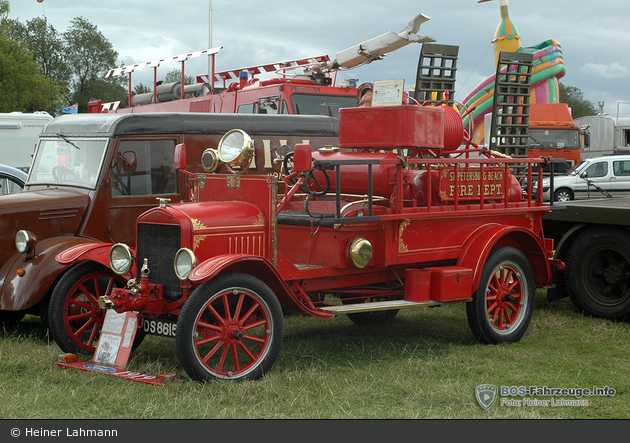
[{"xmin": 318, "ymin": 299, "xmax": 441, "ymax": 314}]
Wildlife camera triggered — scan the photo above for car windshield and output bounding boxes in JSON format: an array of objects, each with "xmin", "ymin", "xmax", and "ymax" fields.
[
  {"xmin": 290, "ymin": 93, "xmax": 357, "ymax": 116},
  {"xmin": 28, "ymin": 137, "xmax": 108, "ymax": 188},
  {"xmin": 565, "ymin": 160, "xmax": 588, "ymax": 176}
]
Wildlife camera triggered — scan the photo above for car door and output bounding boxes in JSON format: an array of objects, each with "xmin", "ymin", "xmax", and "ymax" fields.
[
  {"xmin": 107, "ymin": 137, "xmax": 183, "ymax": 246},
  {"xmin": 611, "ymin": 158, "xmax": 630, "ymax": 195},
  {"xmin": 0, "ymin": 170, "xmax": 25, "ymax": 195},
  {"xmin": 574, "ymin": 159, "xmax": 611, "ymax": 197}
]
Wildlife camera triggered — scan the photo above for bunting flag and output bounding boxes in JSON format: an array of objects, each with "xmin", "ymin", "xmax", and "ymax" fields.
[{"xmin": 62, "ymin": 103, "xmax": 78, "ymax": 114}]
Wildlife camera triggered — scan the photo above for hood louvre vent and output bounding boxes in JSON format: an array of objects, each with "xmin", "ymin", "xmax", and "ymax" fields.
[{"xmin": 39, "ymin": 208, "xmax": 80, "ymax": 220}]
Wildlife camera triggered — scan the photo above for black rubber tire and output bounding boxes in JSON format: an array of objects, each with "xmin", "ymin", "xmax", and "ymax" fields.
[
  {"xmin": 48, "ymin": 261, "xmax": 145, "ymax": 355},
  {"xmin": 565, "ymin": 227, "xmax": 630, "ymax": 318},
  {"xmin": 554, "ymin": 188, "xmax": 573, "ymax": 202},
  {"xmin": 175, "ymin": 273, "xmax": 284, "ymax": 382},
  {"xmin": 466, "ymin": 246, "xmax": 535, "ymax": 344}
]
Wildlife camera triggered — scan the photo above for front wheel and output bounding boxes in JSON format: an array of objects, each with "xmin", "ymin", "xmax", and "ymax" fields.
[
  {"xmin": 554, "ymin": 188, "xmax": 573, "ymax": 202},
  {"xmin": 466, "ymin": 246, "xmax": 535, "ymax": 344},
  {"xmin": 175, "ymin": 273, "xmax": 284, "ymax": 382},
  {"xmin": 48, "ymin": 261, "xmax": 144, "ymax": 355}
]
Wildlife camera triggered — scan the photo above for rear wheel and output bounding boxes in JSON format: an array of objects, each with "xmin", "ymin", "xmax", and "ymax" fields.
[
  {"xmin": 48, "ymin": 261, "xmax": 144, "ymax": 355},
  {"xmin": 176, "ymin": 273, "xmax": 284, "ymax": 382},
  {"xmin": 467, "ymin": 246, "xmax": 535, "ymax": 344},
  {"xmin": 565, "ymin": 227, "xmax": 630, "ymax": 318}
]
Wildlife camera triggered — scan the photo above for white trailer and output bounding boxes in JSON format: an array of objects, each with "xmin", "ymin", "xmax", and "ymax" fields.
[
  {"xmin": 575, "ymin": 114, "xmax": 630, "ymax": 159},
  {"xmin": 0, "ymin": 112, "xmax": 53, "ymax": 172}
]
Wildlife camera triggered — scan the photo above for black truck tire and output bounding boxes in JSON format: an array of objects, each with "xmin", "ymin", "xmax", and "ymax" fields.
[{"xmin": 564, "ymin": 227, "xmax": 630, "ymax": 318}]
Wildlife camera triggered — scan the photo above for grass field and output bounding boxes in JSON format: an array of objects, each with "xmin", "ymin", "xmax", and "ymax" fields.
[{"xmin": 1, "ymin": 290, "xmax": 628, "ymax": 419}]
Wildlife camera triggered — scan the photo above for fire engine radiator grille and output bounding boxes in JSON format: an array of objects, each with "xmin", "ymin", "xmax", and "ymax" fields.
[{"xmin": 137, "ymin": 223, "xmax": 182, "ymax": 300}]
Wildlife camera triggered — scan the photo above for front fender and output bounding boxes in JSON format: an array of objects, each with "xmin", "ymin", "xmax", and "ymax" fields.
[
  {"xmin": 189, "ymin": 254, "xmax": 331, "ymax": 317},
  {"xmin": 457, "ymin": 225, "xmax": 552, "ymax": 292},
  {"xmin": 56, "ymin": 242, "xmax": 118, "ymax": 268},
  {"xmin": 0, "ymin": 237, "xmax": 99, "ymax": 311}
]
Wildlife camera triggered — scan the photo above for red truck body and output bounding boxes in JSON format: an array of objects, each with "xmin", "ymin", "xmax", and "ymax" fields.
[
  {"xmin": 49, "ymin": 103, "xmax": 559, "ymax": 382},
  {"xmin": 90, "ymin": 55, "xmax": 359, "ymax": 117}
]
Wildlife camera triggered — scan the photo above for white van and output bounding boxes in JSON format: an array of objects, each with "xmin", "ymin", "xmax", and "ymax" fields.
[
  {"xmin": 0, "ymin": 112, "xmax": 53, "ymax": 172},
  {"xmin": 540, "ymin": 155, "xmax": 630, "ymax": 202}
]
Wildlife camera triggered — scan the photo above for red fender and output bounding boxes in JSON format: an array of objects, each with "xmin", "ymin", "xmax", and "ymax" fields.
[
  {"xmin": 189, "ymin": 254, "xmax": 334, "ymax": 319},
  {"xmin": 56, "ymin": 242, "xmax": 118, "ymax": 268},
  {"xmin": 56, "ymin": 242, "xmax": 137, "ymax": 280},
  {"xmin": 457, "ymin": 225, "xmax": 552, "ymax": 292}
]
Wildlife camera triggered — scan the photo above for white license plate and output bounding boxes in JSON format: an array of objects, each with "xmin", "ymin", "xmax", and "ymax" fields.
[{"xmin": 143, "ymin": 318, "xmax": 177, "ymax": 338}]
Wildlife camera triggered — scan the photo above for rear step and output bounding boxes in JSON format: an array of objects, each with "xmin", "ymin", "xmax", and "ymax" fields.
[{"xmin": 318, "ymin": 299, "xmax": 441, "ymax": 314}]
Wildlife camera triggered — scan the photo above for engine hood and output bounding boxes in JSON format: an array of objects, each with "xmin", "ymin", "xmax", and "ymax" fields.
[{"xmin": 0, "ymin": 188, "xmax": 89, "ymax": 267}]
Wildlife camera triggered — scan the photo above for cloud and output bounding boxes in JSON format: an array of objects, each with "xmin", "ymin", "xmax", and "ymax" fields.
[{"xmin": 581, "ymin": 62, "xmax": 630, "ymax": 79}]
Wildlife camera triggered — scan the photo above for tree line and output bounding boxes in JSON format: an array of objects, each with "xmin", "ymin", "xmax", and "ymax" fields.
[{"xmin": 0, "ymin": 0, "xmax": 128, "ymax": 115}]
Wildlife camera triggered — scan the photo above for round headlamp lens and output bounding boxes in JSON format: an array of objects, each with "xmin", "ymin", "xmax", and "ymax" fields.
[
  {"xmin": 218, "ymin": 129, "xmax": 253, "ymax": 167},
  {"xmin": 174, "ymin": 248, "xmax": 198, "ymax": 281},
  {"xmin": 15, "ymin": 230, "xmax": 37, "ymax": 253},
  {"xmin": 109, "ymin": 243, "xmax": 133, "ymax": 275}
]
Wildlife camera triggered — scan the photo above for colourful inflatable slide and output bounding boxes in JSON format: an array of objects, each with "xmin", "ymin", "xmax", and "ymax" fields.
[{"xmin": 463, "ymin": 0, "xmax": 566, "ymax": 143}]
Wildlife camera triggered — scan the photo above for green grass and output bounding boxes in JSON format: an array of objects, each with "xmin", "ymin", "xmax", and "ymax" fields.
[{"xmin": 1, "ymin": 290, "xmax": 628, "ymax": 419}]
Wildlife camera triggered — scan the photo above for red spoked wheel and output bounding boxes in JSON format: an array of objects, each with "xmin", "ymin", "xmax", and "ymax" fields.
[
  {"xmin": 466, "ymin": 246, "xmax": 535, "ymax": 344},
  {"xmin": 176, "ymin": 273, "xmax": 284, "ymax": 382},
  {"xmin": 48, "ymin": 261, "xmax": 141, "ymax": 355}
]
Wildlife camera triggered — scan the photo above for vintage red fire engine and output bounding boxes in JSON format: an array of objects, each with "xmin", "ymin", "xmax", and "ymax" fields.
[{"xmin": 49, "ymin": 100, "xmax": 559, "ymax": 382}]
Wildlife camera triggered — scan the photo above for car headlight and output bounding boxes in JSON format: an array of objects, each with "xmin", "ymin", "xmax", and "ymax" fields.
[
  {"xmin": 15, "ymin": 230, "xmax": 37, "ymax": 253},
  {"xmin": 109, "ymin": 243, "xmax": 133, "ymax": 275},
  {"xmin": 174, "ymin": 248, "xmax": 198, "ymax": 281},
  {"xmin": 217, "ymin": 129, "xmax": 254, "ymax": 168},
  {"xmin": 202, "ymin": 148, "xmax": 222, "ymax": 172}
]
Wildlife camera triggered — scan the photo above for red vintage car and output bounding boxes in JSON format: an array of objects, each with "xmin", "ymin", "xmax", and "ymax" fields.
[{"xmin": 48, "ymin": 103, "xmax": 560, "ymax": 382}]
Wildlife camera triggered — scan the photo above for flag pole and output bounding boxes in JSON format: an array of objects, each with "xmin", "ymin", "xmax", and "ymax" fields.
[{"xmin": 209, "ymin": 0, "xmax": 214, "ymax": 93}]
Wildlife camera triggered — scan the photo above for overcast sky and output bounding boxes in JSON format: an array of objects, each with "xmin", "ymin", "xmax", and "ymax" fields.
[{"xmin": 7, "ymin": 0, "xmax": 630, "ymax": 115}]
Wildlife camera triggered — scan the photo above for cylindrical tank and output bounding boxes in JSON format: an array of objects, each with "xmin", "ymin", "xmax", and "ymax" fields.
[
  {"xmin": 130, "ymin": 82, "xmax": 182, "ymax": 106},
  {"xmin": 311, "ymin": 150, "xmax": 401, "ymax": 197}
]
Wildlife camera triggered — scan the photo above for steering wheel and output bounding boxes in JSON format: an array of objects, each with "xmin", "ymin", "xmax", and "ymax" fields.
[
  {"xmin": 52, "ymin": 165, "xmax": 81, "ymax": 183},
  {"xmin": 282, "ymin": 152, "xmax": 331, "ymax": 196}
]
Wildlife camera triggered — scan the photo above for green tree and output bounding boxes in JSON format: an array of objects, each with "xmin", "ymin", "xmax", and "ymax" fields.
[
  {"xmin": 164, "ymin": 69, "xmax": 195, "ymax": 85},
  {"xmin": 559, "ymin": 82, "xmax": 597, "ymax": 119},
  {"xmin": 23, "ymin": 17, "xmax": 71, "ymax": 92},
  {"xmin": 0, "ymin": 33, "xmax": 62, "ymax": 113},
  {"xmin": 1, "ymin": 1, "xmax": 66, "ymax": 114},
  {"xmin": 133, "ymin": 83, "xmax": 152, "ymax": 95},
  {"xmin": 63, "ymin": 17, "xmax": 126, "ymax": 112},
  {"xmin": 0, "ymin": 0, "xmax": 8, "ymax": 20}
]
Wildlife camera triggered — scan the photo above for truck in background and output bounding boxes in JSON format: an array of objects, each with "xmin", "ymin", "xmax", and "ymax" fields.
[
  {"xmin": 483, "ymin": 102, "xmax": 584, "ymax": 174},
  {"xmin": 0, "ymin": 112, "xmax": 53, "ymax": 172},
  {"xmin": 88, "ymin": 13, "xmax": 436, "ymax": 117},
  {"xmin": 575, "ymin": 112, "xmax": 630, "ymax": 159},
  {"xmin": 544, "ymin": 197, "xmax": 630, "ymax": 319},
  {"xmin": 528, "ymin": 103, "xmax": 582, "ymax": 172}
]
